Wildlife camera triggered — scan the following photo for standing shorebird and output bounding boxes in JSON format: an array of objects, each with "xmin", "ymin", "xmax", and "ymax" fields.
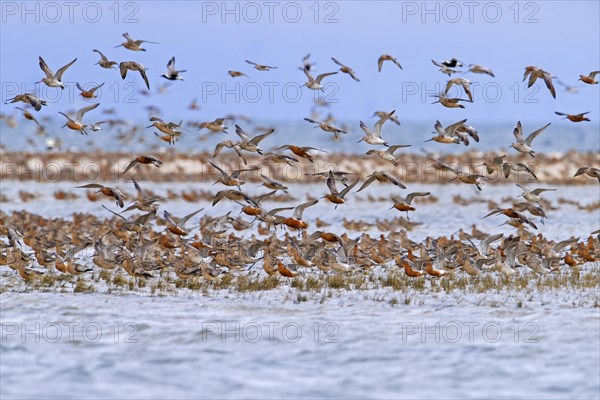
[
  {"xmin": 377, "ymin": 54, "xmax": 402, "ymax": 72},
  {"xmin": 390, "ymin": 192, "xmax": 431, "ymax": 219},
  {"xmin": 37, "ymin": 56, "xmax": 77, "ymax": 89},
  {"xmin": 119, "ymin": 61, "xmax": 150, "ymax": 90},
  {"xmin": 115, "ymin": 32, "xmax": 157, "ymax": 51},
  {"xmin": 331, "ymin": 57, "xmax": 359, "ymax": 81},
  {"xmin": 58, "ymin": 103, "xmax": 100, "ymax": 135},
  {"xmin": 510, "ymin": 121, "xmax": 551, "ymax": 157},
  {"xmin": 358, "ymin": 110, "xmax": 395, "ymax": 146},
  {"xmin": 92, "ymin": 50, "xmax": 117, "ymax": 69},
  {"xmin": 578, "ymin": 71, "xmax": 600, "ymax": 85},
  {"xmin": 161, "ymin": 57, "xmax": 186, "ymax": 81},
  {"xmin": 245, "ymin": 60, "xmax": 277, "ymax": 71},
  {"xmin": 301, "ymin": 68, "xmax": 337, "ymax": 91},
  {"xmin": 554, "ymin": 111, "xmax": 590, "ymax": 122}
]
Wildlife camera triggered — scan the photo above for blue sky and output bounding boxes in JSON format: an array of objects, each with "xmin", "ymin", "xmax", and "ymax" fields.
[{"xmin": 1, "ymin": 1, "xmax": 599, "ymax": 125}]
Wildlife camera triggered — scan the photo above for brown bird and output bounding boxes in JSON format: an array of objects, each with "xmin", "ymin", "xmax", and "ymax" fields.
[
  {"xmin": 119, "ymin": 61, "xmax": 150, "ymax": 90},
  {"xmin": 115, "ymin": 32, "xmax": 157, "ymax": 51},
  {"xmin": 93, "ymin": 49, "xmax": 117, "ymax": 69},
  {"xmin": 323, "ymin": 171, "xmax": 359, "ymax": 207},
  {"xmin": 378, "ymin": 54, "xmax": 402, "ymax": 72},
  {"xmin": 123, "ymin": 155, "xmax": 163, "ymax": 174},
  {"xmin": 578, "ymin": 71, "xmax": 600, "ymax": 85},
  {"xmin": 228, "ymin": 70, "xmax": 249, "ymax": 78},
  {"xmin": 331, "ymin": 57, "xmax": 360, "ymax": 81},
  {"xmin": 555, "ymin": 111, "xmax": 590, "ymax": 122},
  {"xmin": 281, "ymin": 200, "xmax": 318, "ymax": 230},
  {"xmin": 523, "ymin": 66, "xmax": 556, "ymax": 98},
  {"xmin": 574, "ymin": 167, "xmax": 600, "ymax": 182},
  {"xmin": 390, "ymin": 192, "xmax": 431, "ymax": 218},
  {"xmin": 75, "ymin": 183, "xmax": 126, "ymax": 207},
  {"xmin": 76, "ymin": 82, "xmax": 104, "ymax": 99}
]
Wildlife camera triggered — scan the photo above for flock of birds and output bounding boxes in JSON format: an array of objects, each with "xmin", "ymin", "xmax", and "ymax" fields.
[{"xmin": 2, "ymin": 32, "xmax": 600, "ymax": 285}]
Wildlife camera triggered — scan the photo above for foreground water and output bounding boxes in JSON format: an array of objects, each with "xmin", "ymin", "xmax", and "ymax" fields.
[
  {"xmin": 1, "ymin": 291, "xmax": 599, "ymax": 399},
  {"xmin": 2, "ymin": 181, "xmax": 599, "ymax": 399}
]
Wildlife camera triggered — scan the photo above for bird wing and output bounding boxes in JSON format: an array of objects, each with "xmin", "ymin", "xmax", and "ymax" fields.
[
  {"xmin": 38, "ymin": 57, "xmax": 54, "ymax": 78},
  {"xmin": 531, "ymin": 188, "xmax": 556, "ymax": 195},
  {"xmin": 377, "ymin": 56, "xmax": 385, "ymax": 72},
  {"xmin": 93, "ymin": 49, "xmax": 108, "ymax": 61},
  {"xmin": 250, "ymin": 128, "xmax": 275, "ymax": 145},
  {"xmin": 138, "ymin": 67, "xmax": 150, "ymax": 90},
  {"xmin": 331, "ymin": 57, "xmax": 344, "ymax": 67},
  {"xmin": 445, "ymin": 119, "xmax": 468, "ymax": 135},
  {"xmin": 525, "ymin": 123, "xmax": 550, "ymax": 146},
  {"xmin": 209, "ymin": 160, "xmax": 227, "ymax": 177},
  {"xmin": 167, "ymin": 57, "xmax": 175, "ymax": 72},
  {"xmin": 293, "ymin": 199, "xmax": 318, "ymax": 219},
  {"xmin": 356, "ymin": 175, "xmax": 376, "ymax": 192},
  {"xmin": 405, "ymin": 192, "xmax": 430, "ymax": 205},
  {"xmin": 373, "ymin": 110, "xmax": 395, "ymax": 136},
  {"xmin": 76, "ymin": 102, "xmax": 100, "ymax": 121},
  {"xmin": 542, "ymin": 73, "xmax": 556, "ymax": 98},
  {"xmin": 315, "ymin": 72, "xmax": 337, "ymax": 83},
  {"xmin": 119, "ymin": 62, "xmax": 129, "ymax": 79},
  {"xmin": 339, "ymin": 177, "xmax": 359, "ymax": 198},
  {"xmin": 326, "ymin": 171, "xmax": 339, "ymax": 195},
  {"xmin": 76, "ymin": 183, "xmax": 104, "ymax": 189},
  {"xmin": 55, "ymin": 58, "xmax": 77, "ymax": 80},
  {"xmin": 512, "ymin": 121, "xmax": 524, "ymax": 142},
  {"xmin": 383, "ymin": 172, "xmax": 406, "ymax": 189},
  {"xmin": 235, "ymin": 124, "xmax": 250, "ymax": 141}
]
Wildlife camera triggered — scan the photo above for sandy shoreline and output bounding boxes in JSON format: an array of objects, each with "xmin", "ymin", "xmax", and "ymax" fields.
[{"xmin": 2, "ymin": 149, "xmax": 598, "ymax": 185}]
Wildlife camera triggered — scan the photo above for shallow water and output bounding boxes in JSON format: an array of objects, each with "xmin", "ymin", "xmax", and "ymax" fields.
[{"xmin": 1, "ymin": 291, "xmax": 599, "ymax": 399}]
